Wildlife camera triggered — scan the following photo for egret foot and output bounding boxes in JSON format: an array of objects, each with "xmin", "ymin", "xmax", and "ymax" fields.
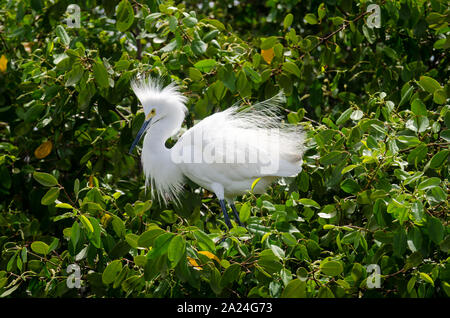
[
  {"xmin": 230, "ymin": 204, "xmax": 244, "ymax": 227},
  {"xmin": 219, "ymin": 199, "xmax": 232, "ymax": 229}
]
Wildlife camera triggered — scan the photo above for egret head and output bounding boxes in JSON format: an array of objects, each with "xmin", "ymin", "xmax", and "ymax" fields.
[{"xmin": 129, "ymin": 76, "xmax": 187, "ymax": 153}]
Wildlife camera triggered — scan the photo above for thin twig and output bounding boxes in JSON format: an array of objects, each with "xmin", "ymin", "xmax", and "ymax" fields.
[
  {"xmin": 299, "ymin": 4, "xmax": 381, "ymax": 60},
  {"xmin": 398, "ymin": 142, "xmax": 450, "ymax": 153}
]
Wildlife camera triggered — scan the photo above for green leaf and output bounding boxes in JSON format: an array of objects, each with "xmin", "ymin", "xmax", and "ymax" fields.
[
  {"xmin": 193, "ymin": 230, "xmax": 216, "ymax": 252},
  {"xmin": 417, "ymin": 177, "xmax": 441, "ymax": 191},
  {"xmin": 33, "ymin": 172, "xmax": 58, "ymax": 187},
  {"xmin": 410, "ymin": 201, "xmax": 424, "ymax": 222},
  {"xmin": 138, "ymin": 226, "xmax": 165, "ymax": 248},
  {"xmin": 239, "ymin": 202, "xmax": 251, "ymax": 223},
  {"xmin": 183, "ymin": 16, "xmax": 198, "ymax": 27},
  {"xmin": 113, "ymin": 266, "xmax": 128, "ymax": 289},
  {"xmin": 168, "ymin": 15, "xmax": 178, "ymax": 32},
  {"xmin": 65, "ymin": 64, "xmax": 84, "ymax": 87},
  {"xmin": 351, "ymin": 263, "xmax": 364, "ymax": 282},
  {"xmin": 102, "ymin": 260, "xmax": 123, "ymax": 285},
  {"xmin": 317, "ymin": 3, "xmax": 326, "ymax": 21},
  {"xmin": 191, "ymin": 40, "xmax": 207, "ymax": 55},
  {"xmin": 116, "ymin": 0, "xmax": 134, "ymax": 32},
  {"xmin": 428, "ymin": 150, "xmax": 449, "ymax": 169},
  {"xmin": 405, "ymin": 251, "xmax": 422, "ymax": 270},
  {"xmin": 125, "ymin": 233, "xmax": 139, "ymax": 249},
  {"xmin": 86, "ymin": 216, "xmax": 102, "ymax": 248},
  {"xmin": 298, "ymin": 198, "xmax": 320, "ymax": 209},
  {"xmin": 341, "ymin": 165, "xmax": 357, "ymax": 174},
  {"xmin": 218, "ymin": 65, "xmax": 236, "ymax": 92},
  {"xmin": 150, "ymin": 233, "xmax": 174, "ymax": 259},
  {"xmin": 55, "ymin": 25, "xmax": 70, "ymax": 46},
  {"xmin": 93, "ymin": 61, "xmax": 110, "ymax": 89},
  {"xmin": 318, "ymin": 285, "xmax": 335, "ymax": 298},
  {"xmin": 202, "ymin": 29, "xmax": 219, "ymax": 42},
  {"xmin": 65, "ymin": 63, "xmax": 84, "ymax": 87},
  {"xmin": 304, "ymin": 13, "xmax": 318, "ymax": 25},
  {"xmin": 340, "ymin": 179, "xmax": 361, "ymax": 194},
  {"xmin": 407, "ymin": 276, "xmax": 417, "ymax": 294},
  {"xmin": 167, "ymin": 235, "xmax": 186, "ymax": 268},
  {"xmin": 114, "ymin": 60, "xmax": 130, "ymax": 72},
  {"xmin": 112, "ymin": 216, "xmax": 125, "ymax": 238},
  {"xmin": 194, "ymin": 59, "xmax": 217, "ymax": 73},
  {"xmin": 202, "ymin": 18, "xmax": 225, "ymax": 31},
  {"xmin": 243, "ymin": 65, "xmax": 261, "ymax": 83},
  {"xmin": 270, "ymin": 244, "xmax": 285, "ymax": 260},
  {"xmin": 433, "ymin": 89, "xmax": 447, "ymax": 104},
  {"xmin": 30, "ymin": 241, "xmax": 49, "ymax": 255},
  {"xmin": 281, "ymin": 279, "xmax": 306, "ymax": 297},
  {"xmin": 336, "ymin": 108, "xmax": 353, "ymax": 125},
  {"xmin": 362, "ymin": 24, "xmax": 376, "ymax": 44},
  {"xmin": 0, "ymin": 283, "xmax": 21, "ymax": 298},
  {"xmin": 320, "ymin": 260, "xmax": 343, "ymax": 276},
  {"xmin": 393, "ymin": 228, "xmax": 407, "ymax": 257},
  {"xmin": 261, "ymin": 36, "xmax": 278, "ymax": 49},
  {"xmin": 399, "ymin": 86, "xmax": 414, "ymax": 108},
  {"xmin": 220, "ymin": 263, "xmax": 241, "ymax": 288},
  {"xmin": 188, "ymin": 67, "xmax": 203, "ymax": 81},
  {"xmin": 411, "ymin": 99, "xmax": 427, "ymax": 116},
  {"xmin": 70, "ymin": 221, "xmax": 80, "ymax": 248},
  {"xmin": 56, "ymin": 202, "xmax": 74, "ymax": 209},
  {"xmin": 284, "ymin": 13, "xmax": 294, "ymax": 29},
  {"xmin": 374, "ymin": 230, "xmax": 394, "ymax": 243},
  {"xmin": 419, "ymin": 76, "xmax": 441, "ymax": 94},
  {"xmin": 258, "ymin": 249, "xmax": 283, "ymax": 275},
  {"xmin": 427, "ymin": 216, "xmax": 444, "ymax": 245},
  {"xmin": 440, "ymin": 235, "xmax": 450, "ymax": 253},
  {"xmin": 320, "ymin": 151, "xmax": 347, "ymax": 165},
  {"xmin": 160, "ymin": 40, "xmax": 178, "ymax": 53},
  {"xmin": 282, "ymin": 61, "xmax": 301, "ymax": 78},
  {"xmin": 329, "ymin": 17, "xmax": 344, "ymax": 25},
  {"xmin": 287, "ymin": 112, "xmax": 299, "ymax": 124},
  {"xmin": 41, "ymin": 187, "xmax": 60, "ymax": 205},
  {"xmin": 419, "ymin": 272, "xmax": 434, "ymax": 286}
]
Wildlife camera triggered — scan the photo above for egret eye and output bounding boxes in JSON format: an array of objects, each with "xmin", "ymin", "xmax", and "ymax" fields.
[{"xmin": 146, "ymin": 109, "xmax": 156, "ymax": 120}]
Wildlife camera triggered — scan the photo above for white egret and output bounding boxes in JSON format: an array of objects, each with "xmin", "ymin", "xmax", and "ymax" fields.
[{"xmin": 129, "ymin": 76, "xmax": 305, "ymax": 229}]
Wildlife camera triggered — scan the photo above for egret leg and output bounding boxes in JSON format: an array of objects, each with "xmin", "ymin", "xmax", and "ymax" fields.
[
  {"xmin": 230, "ymin": 204, "xmax": 243, "ymax": 227},
  {"xmin": 219, "ymin": 199, "xmax": 233, "ymax": 229}
]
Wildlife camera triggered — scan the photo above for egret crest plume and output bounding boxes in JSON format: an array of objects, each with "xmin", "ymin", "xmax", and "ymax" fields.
[{"xmin": 130, "ymin": 76, "xmax": 188, "ymax": 116}]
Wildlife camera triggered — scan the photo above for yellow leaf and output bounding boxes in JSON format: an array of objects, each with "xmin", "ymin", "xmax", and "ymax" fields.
[
  {"xmin": 79, "ymin": 215, "xmax": 94, "ymax": 232},
  {"xmin": 261, "ymin": 48, "xmax": 274, "ymax": 64},
  {"xmin": 34, "ymin": 141, "xmax": 53, "ymax": 159},
  {"xmin": 198, "ymin": 250, "xmax": 221, "ymax": 263},
  {"xmin": 88, "ymin": 175, "xmax": 94, "ymax": 188},
  {"xmin": 101, "ymin": 213, "xmax": 112, "ymax": 227},
  {"xmin": 0, "ymin": 55, "xmax": 7, "ymax": 72},
  {"xmin": 251, "ymin": 177, "xmax": 262, "ymax": 192},
  {"xmin": 187, "ymin": 257, "xmax": 202, "ymax": 270}
]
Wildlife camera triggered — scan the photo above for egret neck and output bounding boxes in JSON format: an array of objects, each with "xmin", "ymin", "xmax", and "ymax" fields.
[{"xmin": 141, "ymin": 107, "xmax": 186, "ymax": 203}]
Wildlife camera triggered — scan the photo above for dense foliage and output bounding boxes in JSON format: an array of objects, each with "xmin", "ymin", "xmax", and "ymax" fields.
[{"xmin": 0, "ymin": 0, "xmax": 449, "ymax": 298}]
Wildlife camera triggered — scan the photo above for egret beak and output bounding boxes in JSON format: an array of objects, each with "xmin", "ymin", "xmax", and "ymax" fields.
[{"xmin": 129, "ymin": 117, "xmax": 152, "ymax": 154}]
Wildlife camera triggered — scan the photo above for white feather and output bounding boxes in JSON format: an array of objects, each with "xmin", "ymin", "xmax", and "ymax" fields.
[{"xmin": 131, "ymin": 76, "xmax": 305, "ymax": 204}]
